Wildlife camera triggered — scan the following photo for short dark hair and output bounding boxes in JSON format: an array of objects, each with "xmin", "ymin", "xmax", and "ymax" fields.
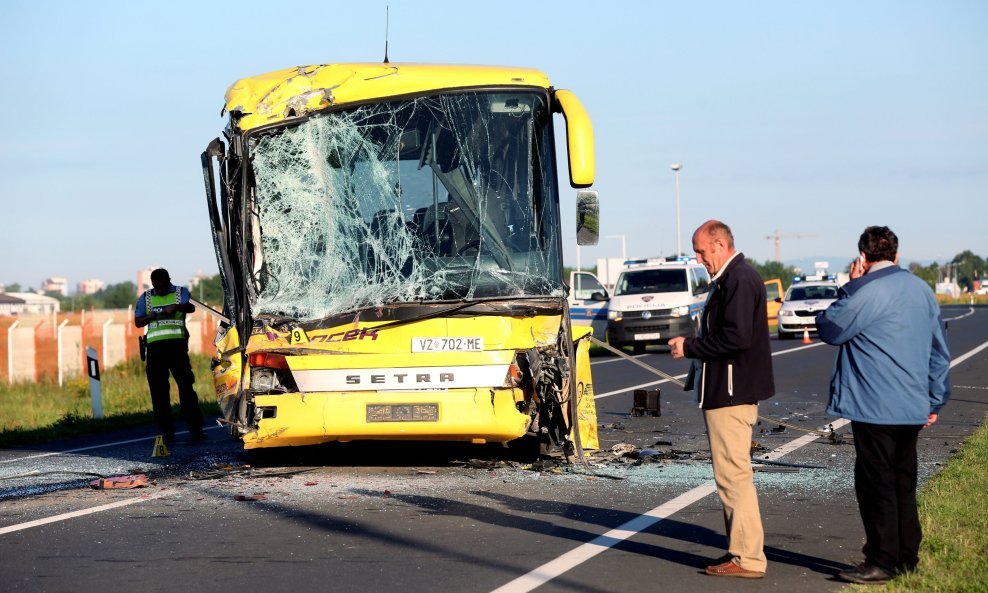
[
  {"xmin": 150, "ymin": 268, "xmax": 170, "ymax": 282},
  {"xmin": 858, "ymin": 226, "xmax": 898, "ymax": 263}
]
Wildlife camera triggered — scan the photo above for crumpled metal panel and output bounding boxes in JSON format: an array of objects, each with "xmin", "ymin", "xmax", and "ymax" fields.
[{"xmin": 226, "ymin": 63, "xmax": 552, "ymax": 131}]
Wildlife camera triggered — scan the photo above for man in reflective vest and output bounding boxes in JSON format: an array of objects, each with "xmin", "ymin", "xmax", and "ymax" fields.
[{"xmin": 134, "ymin": 268, "xmax": 205, "ymax": 443}]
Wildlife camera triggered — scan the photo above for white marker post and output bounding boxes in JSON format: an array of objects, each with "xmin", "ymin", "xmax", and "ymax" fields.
[{"xmin": 86, "ymin": 346, "xmax": 103, "ymax": 419}]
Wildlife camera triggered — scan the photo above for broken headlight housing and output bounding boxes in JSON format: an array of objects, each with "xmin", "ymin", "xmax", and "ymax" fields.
[{"xmin": 247, "ymin": 352, "xmax": 297, "ymax": 394}]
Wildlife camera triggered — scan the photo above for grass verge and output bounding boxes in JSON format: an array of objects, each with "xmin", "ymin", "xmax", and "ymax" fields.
[
  {"xmin": 849, "ymin": 420, "xmax": 988, "ymax": 592},
  {"xmin": 0, "ymin": 354, "xmax": 218, "ymax": 447}
]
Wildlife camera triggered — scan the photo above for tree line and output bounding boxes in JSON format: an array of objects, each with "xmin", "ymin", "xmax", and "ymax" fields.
[{"xmin": 5, "ymin": 250, "xmax": 984, "ymax": 312}]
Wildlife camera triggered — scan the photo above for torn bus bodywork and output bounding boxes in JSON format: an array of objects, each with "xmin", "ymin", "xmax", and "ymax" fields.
[{"xmin": 201, "ymin": 63, "xmax": 599, "ymax": 451}]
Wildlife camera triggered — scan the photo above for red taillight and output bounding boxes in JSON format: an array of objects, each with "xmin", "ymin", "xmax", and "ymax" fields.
[
  {"xmin": 249, "ymin": 352, "xmax": 289, "ymax": 370},
  {"xmin": 506, "ymin": 361, "xmax": 524, "ymax": 387}
]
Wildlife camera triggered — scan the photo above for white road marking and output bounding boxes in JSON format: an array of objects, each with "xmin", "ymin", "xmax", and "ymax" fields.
[
  {"xmin": 944, "ymin": 307, "xmax": 975, "ymax": 322},
  {"xmin": 0, "ymin": 425, "xmax": 224, "ymax": 465},
  {"xmin": 594, "ymin": 342, "xmax": 827, "ymax": 399},
  {"xmin": 490, "ymin": 338, "xmax": 988, "ymax": 593},
  {"xmin": 0, "ymin": 493, "xmax": 163, "ymax": 535},
  {"xmin": 489, "ymin": 484, "xmax": 717, "ymax": 593},
  {"xmin": 949, "ymin": 340, "xmax": 988, "ymax": 368}
]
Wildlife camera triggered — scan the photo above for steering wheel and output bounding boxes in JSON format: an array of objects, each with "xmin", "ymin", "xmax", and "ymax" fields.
[{"xmin": 456, "ymin": 240, "xmax": 482, "ymax": 256}]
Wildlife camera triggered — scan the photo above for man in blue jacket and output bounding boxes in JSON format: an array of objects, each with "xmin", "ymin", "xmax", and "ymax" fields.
[
  {"xmin": 817, "ymin": 226, "xmax": 950, "ymax": 585},
  {"xmin": 670, "ymin": 220, "xmax": 775, "ymax": 579}
]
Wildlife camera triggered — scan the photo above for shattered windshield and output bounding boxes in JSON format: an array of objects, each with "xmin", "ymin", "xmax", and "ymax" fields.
[{"xmin": 247, "ymin": 91, "xmax": 563, "ymax": 320}]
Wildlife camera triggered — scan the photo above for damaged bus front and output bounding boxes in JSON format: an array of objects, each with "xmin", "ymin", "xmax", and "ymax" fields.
[{"xmin": 201, "ymin": 63, "xmax": 600, "ymax": 451}]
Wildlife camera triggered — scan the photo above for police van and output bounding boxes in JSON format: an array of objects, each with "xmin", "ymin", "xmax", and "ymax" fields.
[
  {"xmin": 606, "ymin": 257, "xmax": 710, "ymax": 353},
  {"xmin": 568, "ymin": 270, "xmax": 610, "ymax": 339}
]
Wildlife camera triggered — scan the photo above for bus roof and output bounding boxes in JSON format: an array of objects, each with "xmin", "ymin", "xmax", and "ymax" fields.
[{"xmin": 225, "ymin": 63, "xmax": 553, "ymax": 132}]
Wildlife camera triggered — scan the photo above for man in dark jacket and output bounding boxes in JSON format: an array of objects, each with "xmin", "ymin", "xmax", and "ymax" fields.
[
  {"xmin": 817, "ymin": 226, "xmax": 950, "ymax": 584},
  {"xmin": 669, "ymin": 220, "xmax": 775, "ymax": 579}
]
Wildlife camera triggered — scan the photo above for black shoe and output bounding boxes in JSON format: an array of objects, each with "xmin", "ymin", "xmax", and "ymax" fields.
[
  {"xmin": 163, "ymin": 433, "xmax": 176, "ymax": 445},
  {"xmin": 838, "ymin": 563, "xmax": 893, "ymax": 584},
  {"xmin": 190, "ymin": 431, "xmax": 208, "ymax": 442}
]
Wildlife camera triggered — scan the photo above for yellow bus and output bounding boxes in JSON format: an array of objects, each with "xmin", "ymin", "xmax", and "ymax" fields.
[{"xmin": 201, "ymin": 63, "xmax": 599, "ymax": 453}]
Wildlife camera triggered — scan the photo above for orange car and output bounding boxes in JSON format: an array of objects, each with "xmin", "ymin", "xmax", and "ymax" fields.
[{"xmin": 764, "ymin": 279, "xmax": 783, "ymax": 322}]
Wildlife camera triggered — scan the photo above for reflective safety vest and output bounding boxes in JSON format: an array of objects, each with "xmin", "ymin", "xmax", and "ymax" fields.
[{"xmin": 144, "ymin": 289, "xmax": 189, "ymax": 344}]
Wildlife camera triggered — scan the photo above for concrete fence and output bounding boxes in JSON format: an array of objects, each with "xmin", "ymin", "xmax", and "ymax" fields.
[{"xmin": 0, "ymin": 309, "xmax": 220, "ymax": 384}]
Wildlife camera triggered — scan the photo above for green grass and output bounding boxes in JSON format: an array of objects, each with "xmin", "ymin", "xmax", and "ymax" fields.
[
  {"xmin": 0, "ymin": 354, "xmax": 218, "ymax": 447},
  {"xmin": 847, "ymin": 421, "xmax": 988, "ymax": 593}
]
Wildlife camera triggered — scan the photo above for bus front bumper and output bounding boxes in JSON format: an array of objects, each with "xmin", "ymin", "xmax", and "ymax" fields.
[{"xmin": 243, "ymin": 388, "xmax": 530, "ymax": 449}]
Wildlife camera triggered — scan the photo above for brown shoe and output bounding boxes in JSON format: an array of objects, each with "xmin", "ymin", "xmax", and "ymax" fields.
[{"xmin": 705, "ymin": 558, "xmax": 765, "ymax": 579}]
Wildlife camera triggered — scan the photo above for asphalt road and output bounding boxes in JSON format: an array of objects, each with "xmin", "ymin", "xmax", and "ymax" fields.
[{"xmin": 1, "ymin": 305, "xmax": 985, "ymax": 593}]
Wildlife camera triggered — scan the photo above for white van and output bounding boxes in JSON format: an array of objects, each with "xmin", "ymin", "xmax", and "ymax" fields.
[
  {"xmin": 568, "ymin": 270, "xmax": 609, "ymax": 339},
  {"xmin": 605, "ymin": 258, "xmax": 710, "ymax": 353}
]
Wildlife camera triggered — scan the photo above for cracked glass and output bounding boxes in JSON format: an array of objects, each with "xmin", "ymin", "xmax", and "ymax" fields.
[{"xmin": 247, "ymin": 91, "xmax": 563, "ymax": 320}]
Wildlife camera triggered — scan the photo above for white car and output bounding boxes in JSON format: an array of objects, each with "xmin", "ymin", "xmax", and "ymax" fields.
[{"xmin": 776, "ymin": 277, "xmax": 840, "ymax": 339}]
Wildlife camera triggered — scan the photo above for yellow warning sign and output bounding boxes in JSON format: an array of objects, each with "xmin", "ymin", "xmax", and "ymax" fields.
[
  {"xmin": 152, "ymin": 435, "xmax": 169, "ymax": 457},
  {"xmin": 290, "ymin": 327, "xmax": 310, "ymax": 344}
]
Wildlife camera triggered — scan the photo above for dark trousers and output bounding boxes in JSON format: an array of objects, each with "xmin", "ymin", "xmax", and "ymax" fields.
[
  {"xmin": 851, "ymin": 421, "xmax": 923, "ymax": 572},
  {"xmin": 146, "ymin": 338, "xmax": 203, "ymax": 439}
]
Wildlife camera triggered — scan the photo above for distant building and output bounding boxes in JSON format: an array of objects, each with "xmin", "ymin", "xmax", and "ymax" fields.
[
  {"xmin": 77, "ymin": 278, "xmax": 106, "ymax": 295},
  {"xmin": 4, "ymin": 292, "xmax": 60, "ymax": 315},
  {"xmin": 136, "ymin": 267, "xmax": 158, "ymax": 296},
  {"xmin": 935, "ymin": 282, "xmax": 961, "ymax": 298},
  {"xmin": 43, "ymin": 277, "xmax": 68, "ymax": 297},
  {"xmin": 0, "ymin": 293, "xmax": 23, "ymax": 316}
]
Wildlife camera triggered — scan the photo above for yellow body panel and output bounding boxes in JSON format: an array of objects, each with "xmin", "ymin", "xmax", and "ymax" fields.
[
  {"xmin": 248, "ymin": 314, "xmax": 562, "ymax": 357},
  {"xmin": 572, "ymin": 326, "xmax": 599, "ymax": 450},
  {"xmin": 212, "ymin": 326, "xmax": 244, "ymax": 422},
  {"xmin": 223, "ymin": 313, "xmax": 602, "ymax": 449},
  {"xmin": 226, "ymin": 63, "xmax": 552, "ymax": 132},
  {"xmin": 245, "ymin": 387, "xmax": 528, "ymax": 448}
]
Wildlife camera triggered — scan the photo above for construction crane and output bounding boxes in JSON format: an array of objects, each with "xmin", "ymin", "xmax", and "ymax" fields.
[{"xmin": 765, "ymin": 229, "xmax": 818, "ymax": 263}]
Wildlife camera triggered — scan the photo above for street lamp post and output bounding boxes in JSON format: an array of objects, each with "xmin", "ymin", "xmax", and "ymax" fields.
[
  {"xmin": 604, "ymin": 234, "xmax": 627, "ymax": 261},
  {"xmin": 671, "ymin": 163, "xmax": 682, "ymax": 256}
]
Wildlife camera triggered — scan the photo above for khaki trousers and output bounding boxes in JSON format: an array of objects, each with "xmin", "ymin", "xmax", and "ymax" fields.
[{"xmin": 703, "ymin": 403, "xmax": 767, "ymax": 572}]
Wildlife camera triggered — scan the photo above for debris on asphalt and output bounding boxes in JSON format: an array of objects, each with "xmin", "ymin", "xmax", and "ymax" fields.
[
  {"xmin": 234, "ymin": 493, "xmax": 268, "ymax": 501},
  {"xmin": 89, "ymin": 474, "xmax": 148, "ymax": 490},
  {"xmin": 753, "ymin": 466, "xmax": 799, "ymax": 473}
]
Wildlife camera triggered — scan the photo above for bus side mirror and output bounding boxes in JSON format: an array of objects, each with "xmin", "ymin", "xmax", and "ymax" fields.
[{"xmin": 576, "ymin": 190, "xmax": 599, "ymax": 246}]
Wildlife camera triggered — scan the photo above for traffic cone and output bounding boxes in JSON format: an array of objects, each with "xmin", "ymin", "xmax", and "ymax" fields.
[
  {"xmin": 802, "ymin": 328, "xmax": 812, "ymax": 344},
  {"xmin": 152, "ymin": 435, "xmax": 169, "ymax": 457}
]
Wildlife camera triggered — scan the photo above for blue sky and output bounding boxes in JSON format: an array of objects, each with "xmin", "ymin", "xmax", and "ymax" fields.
[{"xmin": 1, "ymin": 0, "xmax": 986, "ymax": 290}]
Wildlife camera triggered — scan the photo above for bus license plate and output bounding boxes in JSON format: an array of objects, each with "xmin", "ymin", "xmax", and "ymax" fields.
[
  {"xmin": 366, "ymin": 404, "xmax": 439, "ymax": 422},
  {"xmin": 412, "ymin": 337, "xmax": 483, "ymax": 352},
  {"xmin": 635, "ymin": 333, "xmax": 661, "ymax": 340}
]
